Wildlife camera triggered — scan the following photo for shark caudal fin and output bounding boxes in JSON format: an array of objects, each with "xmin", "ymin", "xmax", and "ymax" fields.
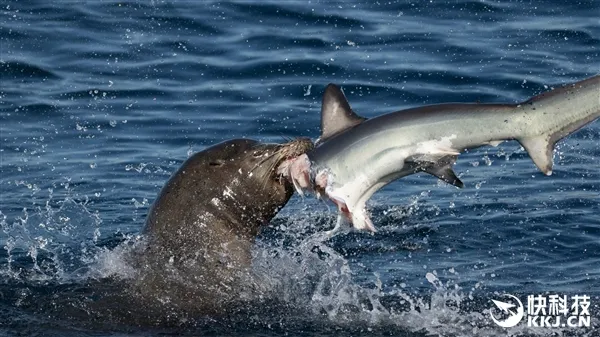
[
  {"xmin": 318, "ymin": 84, "xmax": 367, "ymax": 143},
  {"xmin": 517, "ymin": 75, "xmax": 600, "ymax": 176}
]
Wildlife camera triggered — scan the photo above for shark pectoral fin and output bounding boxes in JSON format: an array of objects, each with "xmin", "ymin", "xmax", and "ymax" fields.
[
  {"xmin": 409, "ymin": 154, "xmax": 464, "ymax": 188},
  {"xmin": 517, "ymin": 136, "xmax": 554, "ymax": 176},
  {"xmin": 424, "ymin": 164, "xmax": 464, "ymax": 188},
  {"xmin": 325, "ymin": 191, "xmax": 376, "ymax": 233},
  {"xmin": 351, "ymin": 208, "xmax": 376, "ymax": 233},
  {"xmin": 327, "ymin": 193, "xmax": 351, "ymax": 218}
]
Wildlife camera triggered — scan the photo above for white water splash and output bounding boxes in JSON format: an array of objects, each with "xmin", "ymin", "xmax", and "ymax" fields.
[
  {"xmin": 249, "ymin": 208, "xmax": 597, "ymax": 336},
  {"xmin": 0, "ymin": 186, "xmax": 104, "ymax": 283}
]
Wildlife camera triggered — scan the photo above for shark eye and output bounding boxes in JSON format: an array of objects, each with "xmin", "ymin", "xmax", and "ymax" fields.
[{"xmin": 209, "ymin": 160, "xmax": 224, "ymax": 167}]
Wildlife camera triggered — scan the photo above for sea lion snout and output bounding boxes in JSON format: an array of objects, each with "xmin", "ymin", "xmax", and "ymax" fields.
[
  {"xmin": 278, "ymin": 137, "xmax": 314, "ymax": 160},
  {"xmin": 248, "ymin": 137, "xmax": 314, "ymax": 176}
]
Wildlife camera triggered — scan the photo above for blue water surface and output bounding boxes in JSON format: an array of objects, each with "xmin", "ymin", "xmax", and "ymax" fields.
[{"xmin": 1, "ymin": 1, "xmax": 599, "ymax": 336}]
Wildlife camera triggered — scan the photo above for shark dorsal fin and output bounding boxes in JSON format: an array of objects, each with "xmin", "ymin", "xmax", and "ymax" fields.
[{"xmin": 320, "ymin": 84, "xmax": 366, "ymax": 142}]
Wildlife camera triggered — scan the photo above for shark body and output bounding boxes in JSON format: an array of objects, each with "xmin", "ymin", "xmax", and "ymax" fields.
[{"xmin": 286, "ymin": 75, "xmax": 600, "ymax": 232}]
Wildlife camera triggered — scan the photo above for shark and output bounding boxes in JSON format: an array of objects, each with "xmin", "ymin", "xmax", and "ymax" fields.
[{"xmin": 283, "ymin": 75, "xmax": 600, "ymax": 232}]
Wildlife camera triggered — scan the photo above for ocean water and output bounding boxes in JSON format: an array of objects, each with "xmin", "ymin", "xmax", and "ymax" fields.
[{"xmin": 1, "ymin": 0, "xmax": 599, "ymax": 336}]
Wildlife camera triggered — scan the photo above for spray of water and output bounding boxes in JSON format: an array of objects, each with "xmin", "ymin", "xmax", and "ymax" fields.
[{"xmin": 0, "ymin": 189, "xmax": 596, "ymax": 336}]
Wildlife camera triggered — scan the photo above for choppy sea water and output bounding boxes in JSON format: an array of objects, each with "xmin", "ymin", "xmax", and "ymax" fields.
[{"xmin": 1, "ymin": 1, "xmax": 599, "ymax": 336}]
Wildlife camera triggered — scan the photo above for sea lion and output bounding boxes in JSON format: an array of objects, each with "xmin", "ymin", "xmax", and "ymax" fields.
[{"xmin": 128, "ymin": 137, "xmax": 313, "ymax": 323}]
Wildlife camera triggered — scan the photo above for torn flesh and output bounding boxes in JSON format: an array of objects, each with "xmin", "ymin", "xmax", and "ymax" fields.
[
  {"xmin": 283, "ymin": 154, "xmax": 376, "ymax": 233},
  {"xmin": 277, "ymin": 154, "xmax": 312, "ymax": 195}
]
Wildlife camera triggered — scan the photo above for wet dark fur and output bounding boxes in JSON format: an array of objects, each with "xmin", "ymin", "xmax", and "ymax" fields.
[{"xmin": 124, "ymin": 138, "xmax": 312, "ymax": 324}]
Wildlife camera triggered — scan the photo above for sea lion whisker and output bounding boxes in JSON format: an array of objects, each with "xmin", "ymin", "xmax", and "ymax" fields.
[
  {"xmin": 251, "ymin": 137, "xmax": 315, "ymax": 190},
  {"xmin": 249, "ymin": 148, "xmax": 283, "ymax": 174}
]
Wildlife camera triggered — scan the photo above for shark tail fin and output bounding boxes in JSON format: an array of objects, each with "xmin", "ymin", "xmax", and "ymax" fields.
[{"xmin": 517, "ymin": 75, "xmax": 600, "ymax": 176}]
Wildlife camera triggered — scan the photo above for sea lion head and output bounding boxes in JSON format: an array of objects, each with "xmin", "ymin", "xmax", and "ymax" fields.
[
  {"xmin": 134, "ymin": 137, "xmax": 313, "ymax": 320},
  {"xmin": 143, "ymin": 137, "xmax": 314, "ymax": 245},
  {"xmin": 219, "ymin": 137, "xmax": 314, "ymax": 232}
]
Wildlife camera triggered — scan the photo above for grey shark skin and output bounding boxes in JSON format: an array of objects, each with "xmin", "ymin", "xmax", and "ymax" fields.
[{"xmin": 287, "ymin": 75, "xmax": 600, "ymax": 232}]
